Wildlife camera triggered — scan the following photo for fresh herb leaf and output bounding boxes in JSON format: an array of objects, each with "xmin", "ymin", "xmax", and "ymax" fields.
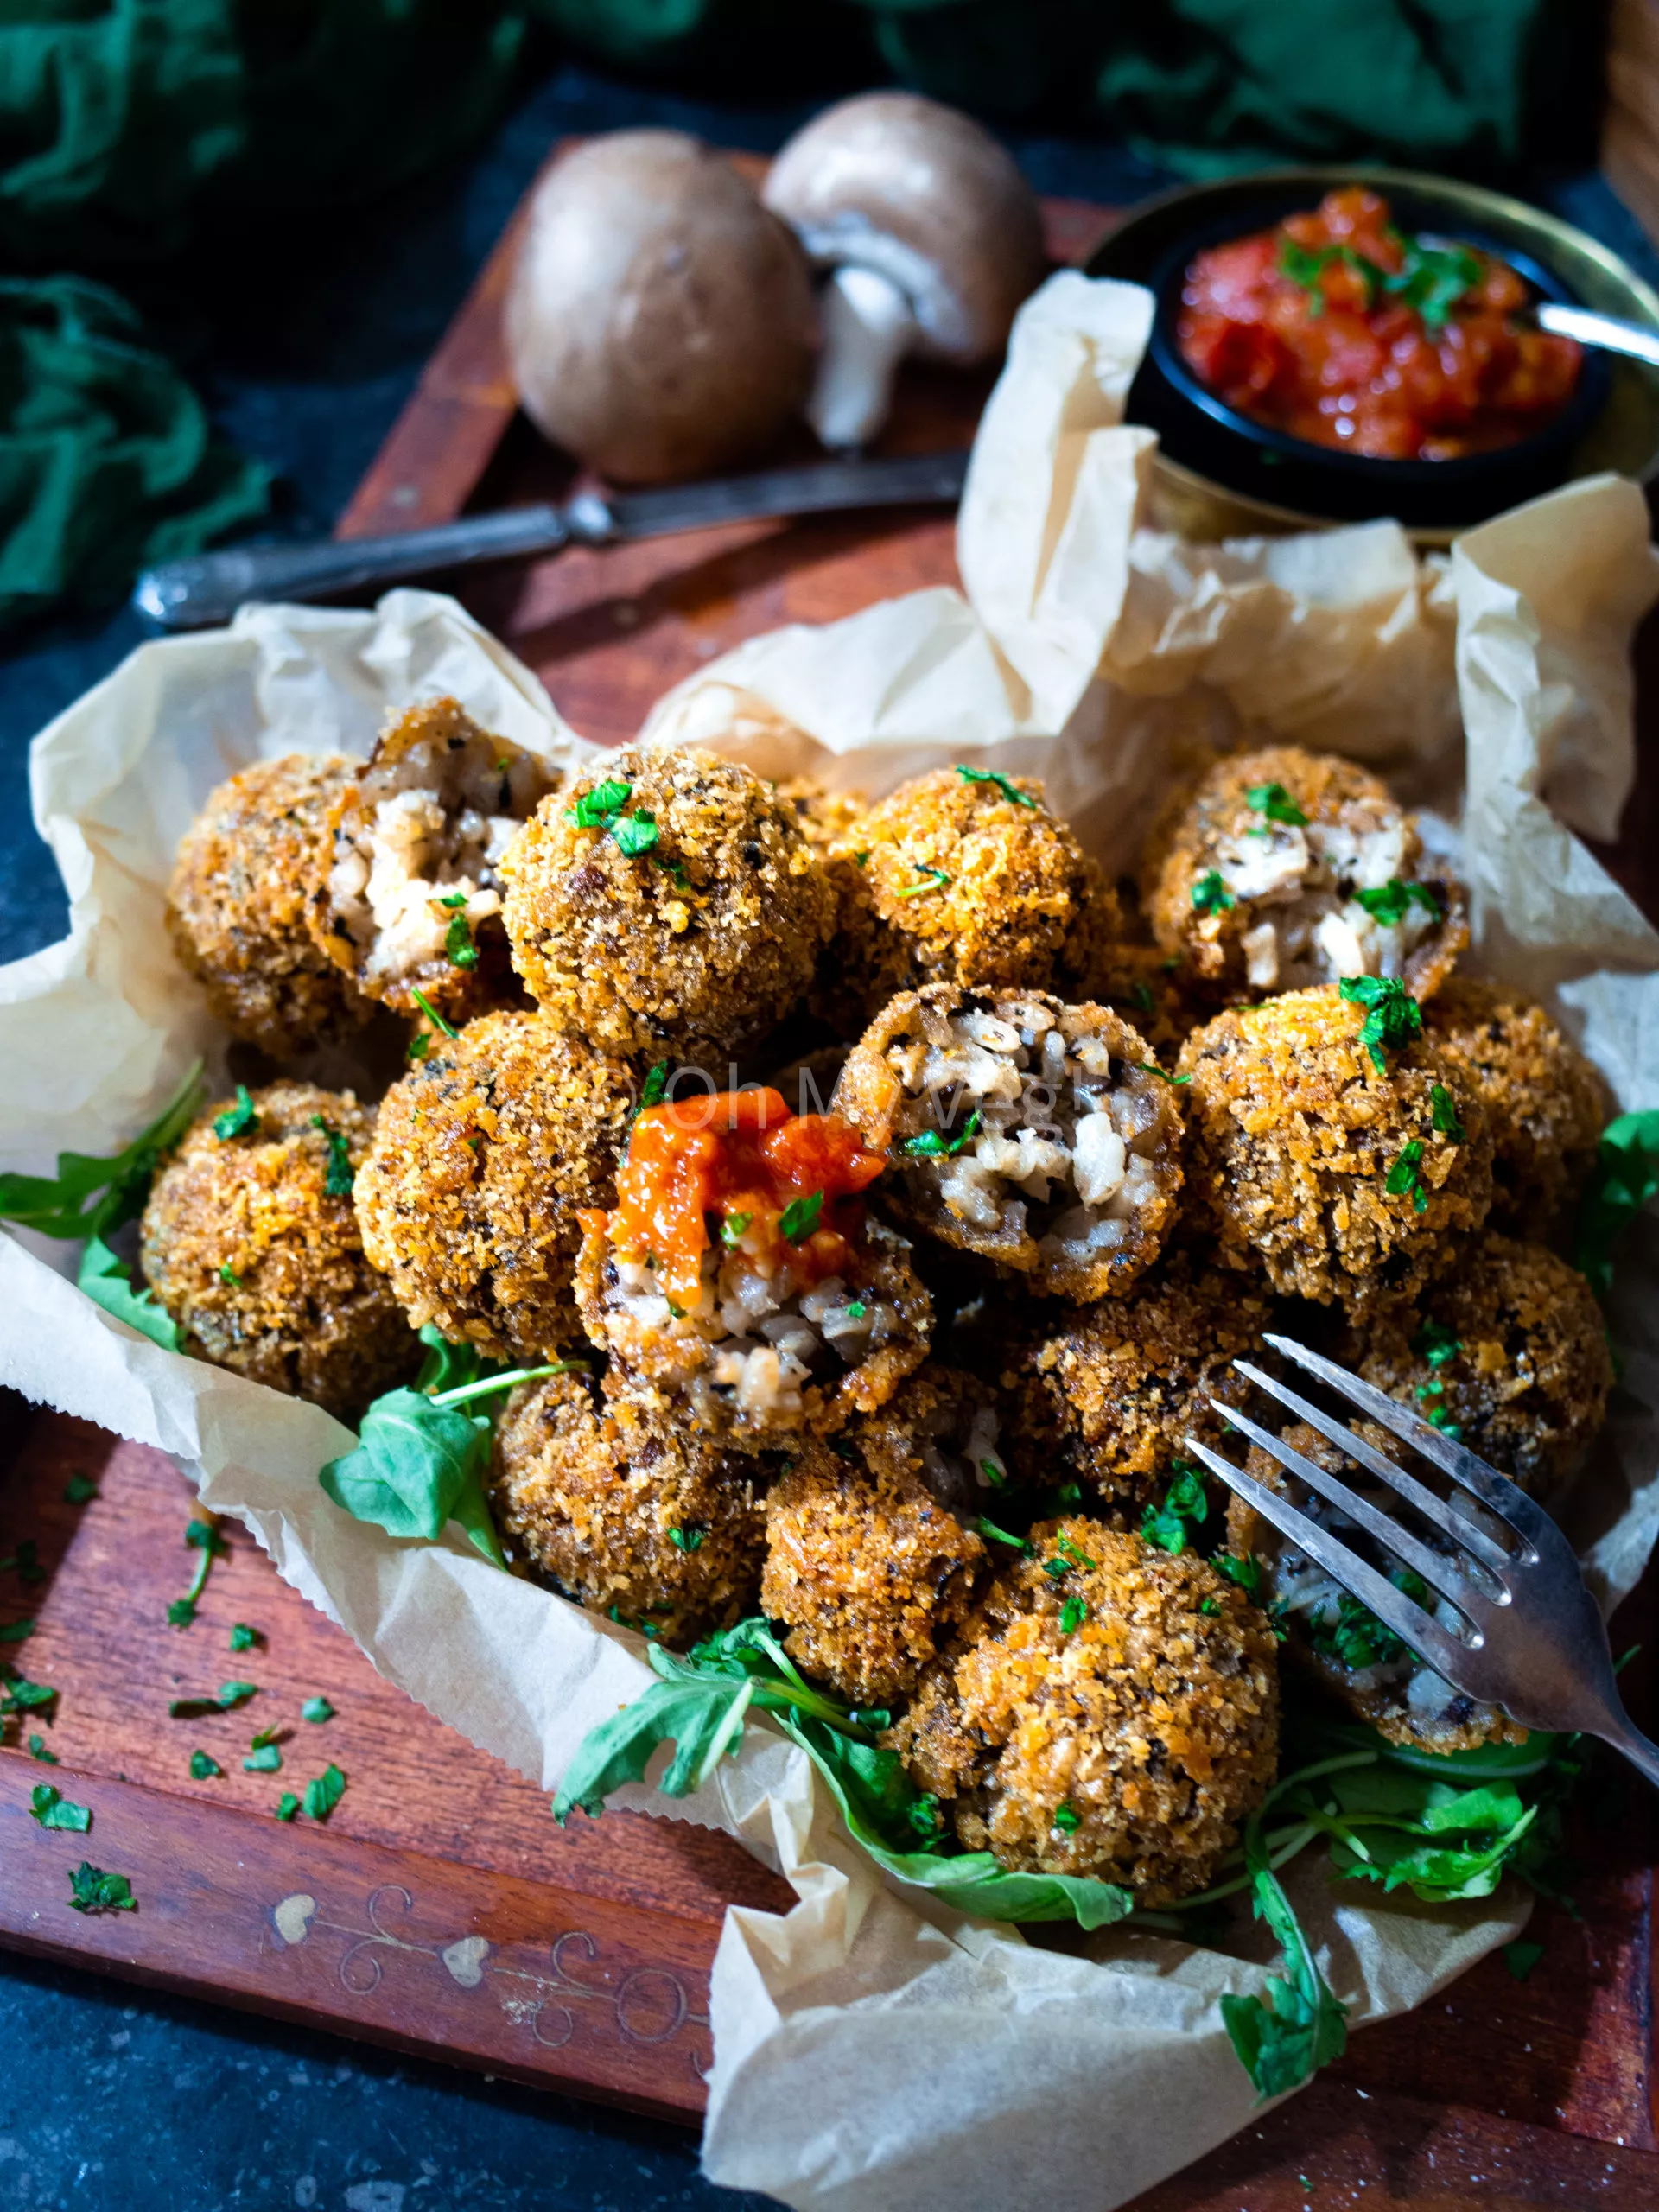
[
  {"xmin": 566, "ymin": 778, "xmax": 632, "ymax": 831},
  {"xmin": 168, "ymin": 1681, "xmax": 256, "ymax": 1718},
  {"xmin": 62, "ymin": 1473, "xmax": 98, "ymax": 1505},
  {"xmin": 1413, "ymin": 1318, "xmax": 1461, "ymax": 1370},
  {"xmin": 229, "ymin": 1623, "xmax": 258, "ymax": 1652},
  {"xmin": 213, "ymin": 1085, "xmax": 258, "ymax": 1142},
  {"xmin": 1138, "ymin": 1062, "xmax": 1191, "ymax": 1085},
  {"xmin": 217, "ymin": 1263, "xmax": 242, "ymax": 1289},
  {"xmin": 1129, "ymin": 982, "xmax": 1155, "ymax": 1015},
  {"xmin": 1574, "ymin": 1111, "xmax": 1659, "ymax": 1298},
  {"xmin": 1058, "ymin": 1596, "xmax": 1088, "ymax": 1634},
  {"xmin": 320, "ymin": 1384, "xmax": 511, "ymax": 1569},
  {"xmin": 668, "ymin": 1526, "xmax": 705, "ymax": 1553},
  {"xmin": 301, "ymin": 1764, "xmax": 346, "ymax": 1821},
  {"xmin": 67, "ymin": 1863, "xmax": 135, "ymax": 1915},
  {"xmin": 955, "ymin": 765, "xmax": 1037, "ymax": 809},
  {"xmin": 27, "ymin": 1733, "xmax": 57, "ymax": 1763},
  {"xmin": 611, "ymin": 809, "xmax": 659, "ymax": 860},
  {"xmin": 439, "ymin": 902, "xmax": 477, "ymax": 969},
  {"xmin": 975, "ymin": 1517, "xmax": 1033, "ymax": 1553},
  {"xmin": 3, "ymin": 1672, "xmax": 56, "ymax": 1713},
  {"xmin": 1385, "ymin": 1139, "xmax": 1429, "ymax": 1213},
  {"xmin": 902, "ymin": 1108, "xmax": 982, "ymax": 1158},
  {"xmin": 720, "ymin": 1210, "xmax": 753, "ymax": 1249},
  {"xmin": 410, "ymin": 986, "xmax": 457, "ymax": 1040},
  {"xmin": 1191, "ymin": 870, "xmax": 1235, "ymax": 915},
  {"xmin": 779, "ymin": 1191, "xmax": 823, "ymax": 1243},
  {"xmin": 1246, "ymin": 782, "xmax": 1309, "ymax": 828},
  {"xmin": 1352, "ymin": 879, "xmax": 1442, "ymax": 925},
  {"xmin": 0, "ymin": 1059, "xmax": 201, "ymax": 1244},
  {"xmin": 306, "ymin": 1116, "xmax": 354, "ymax": 1199},
  {"xmin": 30, "ymin": 1783, "xmax": 90, "ymax": 1832},
  {"xmin": 2, "ymin": 1539, "xmax": 44, "ymax": 1587},
  {"xmin": 1216, "ymin": 1551, "xmax": 1263, "ymax": 1600},
  {"xmin": 302, "ymin": 1696, "xmax": 335, "ymax": 1724},
  {"xmin": 896, "ymin": 867, "xmax": 951, "ymax": 898},
  {"xmin": 189, "ymin": 1750, "xmax": 221, "ymax": 1779},
  {"xmin": 243, "ymin": 1744, "xmax": 283, "ymax": 1773},
  {"xmin": 275, "ymin": 1792, "xmax": 300, "ymax": 1821},
  {"xmin": 1218, "ymin": 1812, "xmax": 1348, "ymax": 2098},
  {"xmin": 1429, "ymin": 1084, "xmax": 1466, "ymax": 1141},
  {"xmin": 1504, "ymin": 1939, "xmax": 1545, "ymax": 1982},
  {"xmin": 1141, "ymin": 1462, "xmax": 1210, "ymax": 1555},
  {"xmin": 1339, "ymin": 974, "xmax": 1422, "ymax": 1074},
  {"xmin": 845, "ymin": 1299, "xmax": 868, "ymax": 1320},
  {"xmin": 167, "ymin": 1599, "xmax": 197, "ymax": 1628},
  {"xmin": 1053, "ymin": 1802, "xmax": 1081, "ymax": 1834},
  {"xmin": 1381, "ymin": 234, "xmax": 1482, "ymax": 328},
  {"xmin": 78, "ymin": 1236, "xmax": 181, "ymax": 1349}
]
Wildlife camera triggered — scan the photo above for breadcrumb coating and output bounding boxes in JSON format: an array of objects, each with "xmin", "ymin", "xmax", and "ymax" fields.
[
  {"xmin": 1225, "ymin": 1424, "xmax": 1526, "ymax": 1755},
  {"xmin": 503, "ymin": 747, "xmax": 835, "ymax": 1062},
  {"xmin": 885, "ymin": 1520, "xmax": 1279, "ymax": 1903},
  {"xmin": 1347, "ymin": 1232, "xmax": 1611, "ymax": 1491},
  {"xmin": 857, "ymin": 767, "xmax": 1122, "ymax": 998},
  {"xmin": 139, "ymin": 1081, "xmax": 416, "ymax": 1419},
  {"xmin": 1002, "ymin": 1261, "xmax": 1276, "ymax": 1516},
  {"xmin": 761, "ymin": 1372, "xmax": 992, "ymax": 1704},
  {"xmin": 354, "ymin": 1009, "xmax": 637, "ymax": 1363},
  {"xmin": 1421, "ymin": 978, "xmax": 1608, "ymax": 1232},
  {"xmin": 1147, "ymin": 746, "xmax": 1465, "ymax": 1003},
  {"xmin": 166, "ymin": 754, "xmax": 372, "ymax": 1058},
  {"xmin": 491, "ymin": 1373, "xmax": 766, "ymax": 1643},
  {"xmin": 1177, "ymin": 987, "xmax": 1492, "ymax": 1309}
]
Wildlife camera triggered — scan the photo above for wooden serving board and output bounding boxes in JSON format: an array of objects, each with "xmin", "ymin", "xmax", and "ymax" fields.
[{"xmin": 8, "ymin": 143, "xmax": 1659, "ymax": 2208}]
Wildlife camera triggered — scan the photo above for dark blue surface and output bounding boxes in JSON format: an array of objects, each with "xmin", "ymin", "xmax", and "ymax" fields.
[{"xmin": 2, "ymin": 55, "xmax": 1657, "ymax": 2211}]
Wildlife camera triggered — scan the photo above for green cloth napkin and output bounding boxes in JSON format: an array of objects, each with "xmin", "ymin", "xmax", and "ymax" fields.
[{"xmin": 0, "ymin": 277, "xmax": 270, "ymax": 633}]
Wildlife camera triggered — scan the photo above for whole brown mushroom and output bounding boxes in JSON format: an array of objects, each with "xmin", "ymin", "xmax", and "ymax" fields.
[
  {"xmin": 505, "ymin": 130, "xmax": 818, "ymax": 485},
  {"xmin": 763, "ymin": 92, "xmax": 1046, "ymax": 449}
]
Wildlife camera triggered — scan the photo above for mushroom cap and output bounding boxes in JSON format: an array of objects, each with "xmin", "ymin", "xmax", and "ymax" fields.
[
  {"xmin": 762, "ymin": 92, "xmax": 1046, "ymax": 365},
  {"xmin": 506, "ymin": 130, "xmax": 818, "ymax": 485}
]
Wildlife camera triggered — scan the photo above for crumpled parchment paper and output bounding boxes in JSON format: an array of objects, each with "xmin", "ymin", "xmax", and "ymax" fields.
[{"xmin": 3, "ymin": 272, "xmax": 1659, "ymax": 2212}]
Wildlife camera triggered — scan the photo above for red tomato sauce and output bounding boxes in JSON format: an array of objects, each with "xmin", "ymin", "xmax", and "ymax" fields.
[
  {"xmin": 1175, "ymin": 188, "xmax": 1581, "ymax": 461},
  {"xmin": 600, "ymin": 1087, "xmax": 887, "ymax": 1304}
]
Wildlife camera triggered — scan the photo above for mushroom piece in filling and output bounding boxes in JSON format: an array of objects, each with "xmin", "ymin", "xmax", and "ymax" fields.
[
  {"xmin": 832, "ymin": 987, "xmax": 1184, "ymax": 1300},
  {"xmin": 574, "ymin": 1085, "xmax": 931, "ymax": 1450},
  {"xmin": 1224, "ymin": 1423, "xmax": 1523, "ymax": 1754},
  {"xmin": 1146, "ymin": 745, "xmax": 1466, "ymax": 1003},
  {"xmin": 311, "ymin": 696, "xmax": 561, "ymax": 1027}
]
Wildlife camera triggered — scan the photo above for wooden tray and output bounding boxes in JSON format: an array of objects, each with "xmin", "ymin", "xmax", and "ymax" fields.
[{"xmin": 8, "ymin": 143, "xmax": 1659, "ymax": 2209}]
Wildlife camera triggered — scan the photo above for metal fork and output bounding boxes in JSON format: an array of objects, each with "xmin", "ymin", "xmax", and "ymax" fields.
[{"xmin": 1183, "ymin": 1332, "xmax": 1659, "ymax": 1789}]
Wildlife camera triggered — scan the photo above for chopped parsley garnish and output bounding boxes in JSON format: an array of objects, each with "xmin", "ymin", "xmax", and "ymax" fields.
[
  {"xmin": 1380, "ymin": 233, "xmax": 1484, "ymax": 328},
  {"xmin": 27, "ymin": 1734, "xmax": 56, "ymax": 1763},
  {"xmin": 30, "ymin": 1783, "xmax": 90, "ymax": 1832},
  {"xmin": 980, "ymin": 1458, "xmax": 1009, "ymax": 1491},
  {"xmin": 228, "ymin": 1623, "xmax": 259, "ymax": 1652},
  {"xmin": 720, "ymin": 1210, "xmax": 753, "ymax": 1249},
  {"xmin": 0, "ymin": 1618, "xmax": 35, "ymax": 1644},
  {"xmin": 566, "ymin": 777, "xmax": 632, "ymax": 830},
  {"xmin": 217, "ymin": 1263, "xmax": 241, "ymax": 1289},
  {"xmin": 302, "ymin": 1764, "xmax": 346, "ymax": 1821},
  {"xmin": 1199, "ymin": 1596, "xmax": 1220, "ymax": 1615},
  {"xmin": 779, "ymin": 1191, "xmax": 823, "ymax": 1243},
  {"xmin": 1058, "ymin": 1596, "xmax": 1088, "ymax": 1635},
  {"xmin": 0, "ymin": 1540, "xmax": 43, "ymax": 1586},
  {"xmin": 308, "ymin": 1116, "xmax": 354, "ymax": 1198},
  {"xmin": 1424, "ymin": 1404, "xmax": 1465, "ymax": 1439},
  {"xmin": 1385, "ymin": 1139, "xmax": 1429, "ymax": 1213},
  {"xmin": 410, "ymin": 987, "xmax": 457, "ymax": 1040},
  {"xmin": 1430, "ymin": 1084, "xmax": 1465, "ymax": 1141},
  {"xmin": 1138, "ymin": 1062, "xmax": 1191, "ymax": 1086},
  {"xmin": 896, "ymin": 867, "xmax": 951, "ymax": 898},
  {"xmin": 853, "ymin": 848, "xmax": 871, "ymax": 868},
  {"xmin": 249, "ymin": 1724, "xmax": 282, "ymax": 1751},
  {"xmin": 1141, "ymin": 1462, "xmax": 1210, "ymax": 1555},
  {"xmin": 844, "ymin": 1299, "xmax": 868, "ymax": 1320},
  {"xmin": 1504, "ymin": 1939, "xmax": 1545, "ymax": 1983},
  {"xmin": 975, "ymin": 1517, "xmax": 1032, "ymax": 1553},
  {"xmin": 442, "ymin": 903, "xmax": 477, "ymax": 970},
  {"xmin": 67, "ymin": 1863, "xmax": 135, "ymax": 1915},
  {"xmin": 189, "ymin": 1751, "xmax": 221, "ymax": 1780},
  {"xmin": 168, "ymin": 1681, "xmax": 257, "ymax": 1719},
  {"xmin": 955, "ymin": 765, "xmax": 1036, "ymax": 809},
  {"xmin": 1246, "ymin": 781, "xmax": 1308, "ymax": 828},
  {"xmin": 1413, "ymin": 1318, "xmax": 1461, "ymax": 1370},
  {"xmin": 302, "ymin": 1696, "xmax": 335, "ymax": 1724},
  {"xmin": 213, "ymin": 1085, "xmax": 258, "ymax": 1141},
  {"xmin": 1279, "ymin": 237, "xmax": 1386, "ymax": 316},
  {"xmin": 902, "ymin": 1109, "xmax": 982, "ymax": 1158},
  {"xmin": 1129, "ymin": 981, "xmax": 1155, "ymax": 1015},
  {"xmin": 1311, "ymin": 1568, "xmax": 1427, "ymax": 1671},
  {"xmin": 62, "ymin": 1473, "xmax": 97, "ymax": 1505},
  {"xmin": 1339, "ymin": 973, "xmax": 1422, "ymax": 1073},
  {"xmin": 1352, "ymin": 878, "xmax": 1442, "ymax": 925},
  {"xmin": 243, "ymin": 1744, "xmax": 283, "ymax": 1773},
  {"xmin": 611, "ymin": 808, "xmax": 659, "ymax": 859},
  {"xmin": 168, "ymin": 1518, "xmax": 227, "ymax": 1629},
  {"xmin": 275, "ymin": 1793, "xmax": 300, "ymax": 1821},
  {"xmin": 1216, "ymin": 1551, "xmax": 1263, "ymax": 1600},
  {"xmin": 1573, "ymin": 1110, "xmax": 1659, "ymax": 1299},
  {"xmin": 665, "ymin": 1300, "xmax": 687, "ymax": 1321},
  {"xmin": 1191, "ymin": 870, "xmax": 1235, "ymax": 915},
  {"xmin": 668, "ymin": 1527, "xmax": 706, "ymax": 1553},
  {"xmin": 3, "ymin": 1672, "xmax": 56, "ymax": 1713},
  {"xmin": 1052, "ymin": 1802, "xmax": 1081, "ymax": 1834}
]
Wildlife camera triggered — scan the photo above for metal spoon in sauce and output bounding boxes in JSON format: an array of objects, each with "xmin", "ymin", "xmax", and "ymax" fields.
[{"xmin": 1532, "ymin": 302, "xmax": 1659, "ymax": 369}]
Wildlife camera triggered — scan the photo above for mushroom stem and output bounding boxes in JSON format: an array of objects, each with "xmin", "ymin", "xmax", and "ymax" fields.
[{"xmin": 807, "ymin": 264, "xmax": 918, "ymax": 451}]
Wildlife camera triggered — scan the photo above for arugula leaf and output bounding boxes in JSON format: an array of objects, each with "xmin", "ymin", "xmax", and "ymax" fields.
[
  {"xmin": 1140, "ymin": 1462, "xmax": 1210, "ymax": 1555},
  {"xmin": 555, "ymin": 1675, "xmax": 755, "ymax": 1820},
  {"xmin": 1219, "ymin": 1821, "xmax": 1349, "ymax": 2098},
  {"xmin": 301, "ymin": 1764, "xmax": 346, "ymax": 1821},
  {"xmin": 213, "ymin": 1085, "xmax": 258, "ymax": 1141},
  {"xmin": 302, "ymin": 1696, "xmax": 335, "ymax": 1724},
  {"xmin": 1574, "ymin": 1111, "xmax": 1659, "ymax": 1297},
  {"xmin": 320, "ymin": 1389, "xmax": 503, "ymax": 1565},
  {"xmin": 67, "ymin": 1863, "xmax": 135, "ymax": 1914},
  {"xmin": 0, "ymin": 1059, "xmax": 201, "ymax": 1243},
  {"xmin": 1339, "ymin": 974, "xmax": 1422, "ymax": 1074},
  {"xmin": 955, "ymin": 765, "xmax": 1036, "ymax": 809},
  {"xmin": 30, "ymin": 1783, "xmax": 90, "ymax": 1832},
  {"xmin": 78, "ymin": 1236, "xmax": 181, "ymax": 1349}
]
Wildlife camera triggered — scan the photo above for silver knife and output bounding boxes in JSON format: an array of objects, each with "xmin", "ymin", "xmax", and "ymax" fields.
[{"xmin": 132, "ymin": 448, "xmax": 972, "ymax": 632}]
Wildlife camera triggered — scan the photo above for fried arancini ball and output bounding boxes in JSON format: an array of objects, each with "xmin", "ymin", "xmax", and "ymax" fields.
[
  {"xmin": 761, "ymin": 1370, "xmax": 996, "ymax": 1704},
  {"xmin": 1001, "ymin": 1261, "xmax": 1276, "ymax": 1517},
  {"xmin": 833, "ymin": 987, "xmax": 1185, "ymax": 1301},
  {"xmin": 858, "ymin": 766, "xmax": 1121, "ymax": 998},
  {"xmin": 1178, "ymin": 988, "xmax": 1492, "ymax": 1309},
  {"xmin": 1347, "ymin": 1233, "xmax": 1611, "ymax": 1492},
  {"xmin": 1421, "ymin": 978, "xmax": 1608, "ymax": 1232},
  {"xmin": 885, "ymin": 1520, "xmax": 1279, "ymax": 1902},
  {"xmin": 139, "ymin": 1081, "xmax": 416, "ymax": 1419},
  {"xmin": 166, "ymin": 754, "xmax": 373, "ymax": 1058},
  {"xmin": 502, "ymin": 747, "xmax": 836, "ymax": 1062},
  {"xmin": 1146, "ymin": 746, "xmax": 1466, "ymax": 1003},
  {"xmin": 491, "ymin": 1372, "xmax": 766, "ymax": 1643},
  {"xmin": 355, "ymin": 1009, "xmax": 637, "ymax": 1363},
  {"xmin": 1225, "ymin": 1424, "xmax": 1525, "ymax": 1755},
  {"xmin": 311, "ymin": 696, "xmax": 560, "ymax": 1029}
]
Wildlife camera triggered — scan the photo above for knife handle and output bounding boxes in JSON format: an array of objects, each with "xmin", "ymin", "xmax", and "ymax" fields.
[{"xmin": 130, "ymin": 499, "xmax": 614, "ymax": 632}]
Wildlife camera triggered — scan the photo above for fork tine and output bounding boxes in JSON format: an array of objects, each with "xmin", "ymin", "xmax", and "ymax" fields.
[
  {"xmin": 1184, "ymin": 1437, "xmax": 1471, "ymax": 1678},
  {"xmin": 1205, "ymin": 1395, "xmax": 1498, "ymax": 1621},
  {"xmin": 1262, "ymin": 1334, "xmax": 1550, "ymax": 1548},
  {"xmin": 1230, "ymin": 1359, "xmax": 1512, "ymax": 1577}
]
